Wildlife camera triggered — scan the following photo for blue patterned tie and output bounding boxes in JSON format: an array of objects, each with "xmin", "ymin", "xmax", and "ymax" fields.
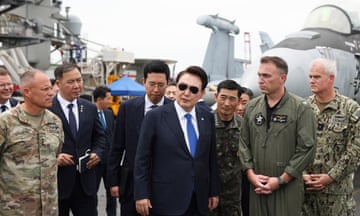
[
  {"xmin": 67, "ymin": 103, "xmax": 77, "ymax": 137},
  {"xmin": 98, "ymin": 111, "xmax": 106, "ymax": 129},
  {"xmin": 185, "ymin": 113, "xmax": 197, "ymax": 157}
]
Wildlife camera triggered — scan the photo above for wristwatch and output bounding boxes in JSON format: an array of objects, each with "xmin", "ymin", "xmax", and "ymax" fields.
[{"xmin": 277, "ymin": 176, "xmax": 286, "ymax": 186}]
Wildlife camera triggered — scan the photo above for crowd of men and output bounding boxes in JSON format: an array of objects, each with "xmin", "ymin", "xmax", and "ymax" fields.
[{"xmin": 0, "ymin": 56, "xmax": 359, "ymax": 216}]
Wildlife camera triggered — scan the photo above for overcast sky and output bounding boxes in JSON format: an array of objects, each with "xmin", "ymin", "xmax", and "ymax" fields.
[{"xmin": 61, "ymin": 0, "xmax": 327, "ymax": 73}]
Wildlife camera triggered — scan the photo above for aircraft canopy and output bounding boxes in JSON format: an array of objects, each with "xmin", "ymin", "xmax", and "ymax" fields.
[{"xmin": 303, "ymin": 1, "xmax": 360, "ymax": 34}]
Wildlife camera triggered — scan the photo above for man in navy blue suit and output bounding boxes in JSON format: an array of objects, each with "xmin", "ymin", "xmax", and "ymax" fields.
[
  {"xmin": 93, "ymin": 86, "xmax": 117, "ymax": 216},
  {"xmin": 134, "ymin": 66, "xmax": 220, "ymax": 216},
  {"xmin": 107, "ymin": 60, "xmax": 171, "ymax": 216},
  {"xmin": 49, "ymin": 64, "xmax": 106, "ymax": 216}
]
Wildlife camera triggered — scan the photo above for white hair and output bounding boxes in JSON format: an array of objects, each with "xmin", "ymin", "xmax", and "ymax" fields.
[{"xmin": 310, "ymin": 58, "xmax": 337, "ymax": 77}]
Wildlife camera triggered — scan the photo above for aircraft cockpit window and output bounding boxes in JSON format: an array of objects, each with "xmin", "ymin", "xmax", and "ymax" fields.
[{"xmin": 303, "ymin": 6, "xmax": 351, "ymax": 34}]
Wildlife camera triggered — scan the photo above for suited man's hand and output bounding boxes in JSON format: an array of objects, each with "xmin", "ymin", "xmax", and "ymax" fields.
[
  {"xmin": 86, "ymin": 153, "xmax": 100, "ymax": 169},
  {"xmin": 57, "ymin": 153, "xmax": 74, "ymax": 166},
  {"xmin": 208, "ymin": 196, "xmax": 219, "ymax": 211},
  {"xmin": 110, "ymin": 186, "xmax": 119, "ymax": 197},
  {"xmin": 136, "ymin": 199, "xmax": 152, "ymax": 216}
]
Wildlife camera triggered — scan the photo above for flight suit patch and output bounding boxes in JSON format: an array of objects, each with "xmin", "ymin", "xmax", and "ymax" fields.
[
  {"xmin": 255, "ymin": 113, "xmax": 265, "ymax": 126},
  {"xmin": 271, "ymin": 114, "xmax": 287, "ymax": 123}
]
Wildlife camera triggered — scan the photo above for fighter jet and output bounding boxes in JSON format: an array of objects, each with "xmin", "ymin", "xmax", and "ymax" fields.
[{"xmin": 240, "ymin": 0, "xmax": 360, "ymax": 103}]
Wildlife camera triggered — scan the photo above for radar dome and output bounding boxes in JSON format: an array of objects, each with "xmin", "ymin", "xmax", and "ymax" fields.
[{"xmin": 64, "ymin": 15, "xmax": 82, "ymax": 35}]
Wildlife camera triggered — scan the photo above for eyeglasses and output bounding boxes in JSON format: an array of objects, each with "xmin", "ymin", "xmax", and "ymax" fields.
[
  {"xmin": 178, "ymin": 83, "xmax": 199, "ymax": 94},
  {"xmin": 148, "ymin": 82, "xmax": 166, "ymax": 88}
]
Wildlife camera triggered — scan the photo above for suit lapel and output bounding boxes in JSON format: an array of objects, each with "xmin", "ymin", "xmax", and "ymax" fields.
[
  {"xmin": 77, "ymin": 100, "xmax": 86, "ymax": 140},
  {"xmin": 104, "ymin": 109, "xmax": 114, "ymax": 132},
  {"xmin": 53, "ymin": 97, "xmax": 74, "ymax": 140},
  {"xmin": 195, "ymin": 107, "xmax": 207, "ymax": 156},
  {"xmin": 9, "ymin": 98, "xmax": 18, "ymax": 107},
  {"xmin": 134, "ymin": 97, "xmax": 145, "ymax": 132},
  {"xmin": 104, "ymin": 110, "xmax": 111, "ymax": 129},
  {"xmin": 164, "ymin": 104, "xmax": 192, "ymax": 156}
]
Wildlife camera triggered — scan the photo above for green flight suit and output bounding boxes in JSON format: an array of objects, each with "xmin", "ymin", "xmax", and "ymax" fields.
[{"xmin": 238, "ymin": 91, "xmax": 316, "ymax": 216}]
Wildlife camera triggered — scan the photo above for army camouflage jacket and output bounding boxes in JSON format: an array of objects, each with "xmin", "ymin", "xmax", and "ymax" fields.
[
  {"xmin": 214, "ymin": 112, "xmax": 243, "ymax": 182},
  {"xmin": 0, "ymin": 105, "xmax": 64, "ymax": 215},
  {"xmin": 305, "ymin": 93, "xmax": 360, "ymax": 194}
]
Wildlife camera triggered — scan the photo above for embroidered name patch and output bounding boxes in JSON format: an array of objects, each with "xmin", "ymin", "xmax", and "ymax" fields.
[{"xmin": 271, "ymin": 114, "xmax": 287, "ymax": 123}]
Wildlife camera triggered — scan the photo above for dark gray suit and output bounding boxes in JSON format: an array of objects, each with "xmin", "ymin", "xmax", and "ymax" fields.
[{"xmin": 134, "ymin": 102, "xmax": 220, "ymax": 215}]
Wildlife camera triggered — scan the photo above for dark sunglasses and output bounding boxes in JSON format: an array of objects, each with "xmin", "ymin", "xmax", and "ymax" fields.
[{"xmin": 178, "ymin": 83, "xmax": 199, "ymax": 94}]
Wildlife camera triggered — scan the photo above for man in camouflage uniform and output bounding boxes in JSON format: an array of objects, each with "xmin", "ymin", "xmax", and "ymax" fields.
[
  {"xmin": 209, "ymin": 80, "xmax": 244, "ymax": 216},
  {"xmin": 0, "ymin": 70, "xmax": 64, "ymax": 215},
  {"xmin": 302, "ymin": 58, "xmax": 360, "ymax": 216}
]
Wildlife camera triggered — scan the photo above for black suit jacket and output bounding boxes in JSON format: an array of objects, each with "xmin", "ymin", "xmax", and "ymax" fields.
[
  {"xmin": 107, "ymin": 96, "xmax": 171, "ymax": 198},
  {"xmin": 134, "ymin": 103, "xmax": 220, "ymax": 215},
  {"xmin": 9, "ymin": 97, "xmax": 18, "ymax": 107},
  {"xmin": 101, "ymin": 109, "xmax": 115, "ymax": 164},
  {"xmin": 197, "ymin": 100, "xmax": 212, "ymax": 113},
  {"xmin": 49, "ymin": 97, "xmax": 106, "ymax": 199}
]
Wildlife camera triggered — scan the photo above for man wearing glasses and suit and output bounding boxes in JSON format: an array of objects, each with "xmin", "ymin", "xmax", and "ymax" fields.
[{"xmin": 108, "ymin": 60, "xmax": 172, "ymax": 216}]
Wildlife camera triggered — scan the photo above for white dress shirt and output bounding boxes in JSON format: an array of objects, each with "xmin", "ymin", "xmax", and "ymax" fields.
[
  {"xmin": 144, "ymin": 95, "xmax": 165, "ymax": 115},
  {"xmin": 57, "ymin": 94, "xmax": 79, "ymax": 130},
  {"xmin": 174, "ymin": 101, "xmax": 199, "ymax": 152}
]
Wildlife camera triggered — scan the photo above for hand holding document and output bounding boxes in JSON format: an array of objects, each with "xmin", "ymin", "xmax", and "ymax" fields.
[{"xmin": 78, "ymin": 149, "xmax": 91, "ymax": 173}]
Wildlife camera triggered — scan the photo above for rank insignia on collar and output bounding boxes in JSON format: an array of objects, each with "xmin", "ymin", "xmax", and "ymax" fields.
[{"xmin": 255, "ymin": 113, "xmax": 265, "ymax": 126}]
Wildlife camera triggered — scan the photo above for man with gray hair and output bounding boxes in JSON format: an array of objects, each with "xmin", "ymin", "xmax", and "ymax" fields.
[{"xmin": 302, "ymin": 58, "xmax": 360, "ymax": 215}]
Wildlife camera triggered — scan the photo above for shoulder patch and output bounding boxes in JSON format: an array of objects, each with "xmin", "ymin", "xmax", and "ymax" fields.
[{"xmin": 350, "ymin": 107, "xmax": 360, "ymax": 123}]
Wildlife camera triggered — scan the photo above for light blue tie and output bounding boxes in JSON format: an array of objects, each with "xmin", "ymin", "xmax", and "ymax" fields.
[
  {"xmin": 185, "ymin": 113, "xmax": 197, "ymax": 157},
  {"xmin": 98, "ymin": 111, "xmax": 106, "ymax": 129}
]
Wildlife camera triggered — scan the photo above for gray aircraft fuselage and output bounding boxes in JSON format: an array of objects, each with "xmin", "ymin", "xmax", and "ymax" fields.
[{"xmin": 240, "ymin": 2, "xmax": 360, "ymax": 103}]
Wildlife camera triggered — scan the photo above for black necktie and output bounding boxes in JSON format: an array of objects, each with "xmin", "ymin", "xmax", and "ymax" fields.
[
  {"xmin": 150, "ymin": 104, "xmax": 158, "ymax": 109},
  {"xmin": 1, "ymin": 105, "xmax": 7, "ymax": 113},
  {"xmin": 67, "ymin": 103, "xmax": 77, "ymax": 137}
]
